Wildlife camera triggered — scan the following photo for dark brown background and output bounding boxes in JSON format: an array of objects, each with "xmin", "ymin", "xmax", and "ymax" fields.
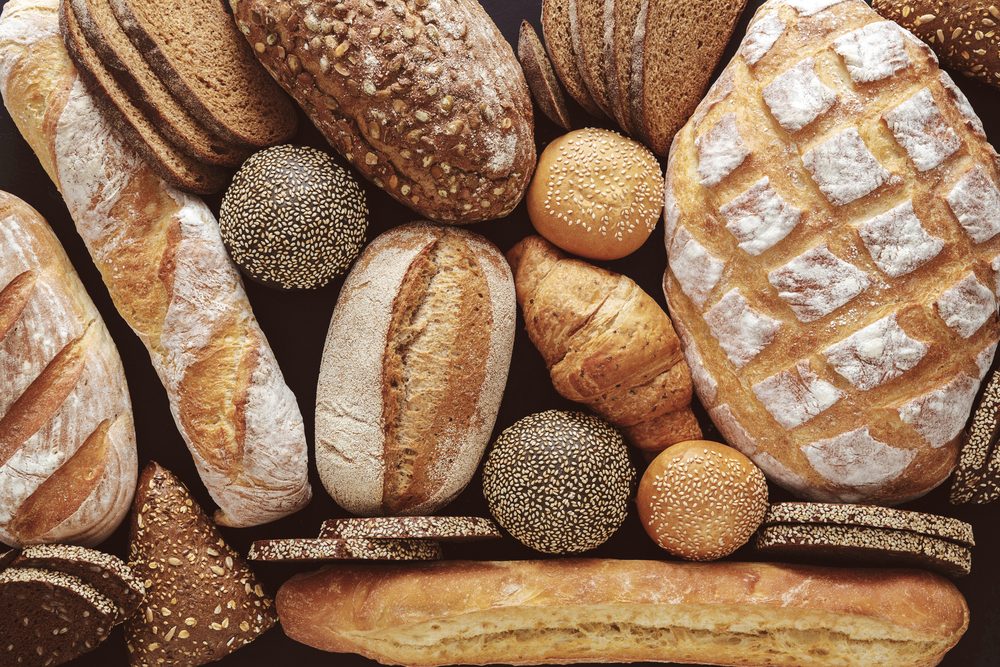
[{"xmin": 1, "ymin": 0, "xmax": 998, "ymax": 664}]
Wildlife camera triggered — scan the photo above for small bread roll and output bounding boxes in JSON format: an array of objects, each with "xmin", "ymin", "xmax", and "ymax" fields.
[
  {"xmin": 527, "ymin": 128, "xmax": 661, "ymax": 260},
  {"xmin": 638, "ymin": 440, "xmax": 768, "ymax": 561}
]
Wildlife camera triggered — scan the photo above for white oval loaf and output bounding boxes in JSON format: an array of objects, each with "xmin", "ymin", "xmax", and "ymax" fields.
[
  {"xmin": 316, "ymin": 222, "xmax": 515, "ymax": 516},
  {"xmin": 664, "ymin": 0, "xmax": 1000, "ymax": 504},
  {"xmin": 0, "ymin": 190, "xmax": 136, "ymax": 547}
]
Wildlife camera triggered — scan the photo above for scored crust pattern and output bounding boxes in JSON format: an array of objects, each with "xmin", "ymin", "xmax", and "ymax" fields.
[{"xmin": 664, "ymin": 0, "xmax": 1000, "ymax": 504}]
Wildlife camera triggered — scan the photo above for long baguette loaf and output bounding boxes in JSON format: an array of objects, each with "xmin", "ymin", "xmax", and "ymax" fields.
[
  {"xmin": 0, "ymin": 0, "xmax": 311, "ymax": 527},
  {"xmin": 277, "ymin": 559, "xmax": 969, "ymax": 667},
  {"xmin": 0, "ymin": 190, "xmax": 136, "ymax": 547}
]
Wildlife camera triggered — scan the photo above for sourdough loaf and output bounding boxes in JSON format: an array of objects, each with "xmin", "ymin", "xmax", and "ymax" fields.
[
  {"xmin": 276, "ymin": 559, "xmax": 969, "ymax": 667},
  {"xmin": 0, "ymin": 190, "xmax": 136, "ymax": 548},
  {"xmin": 0, "ymin": 0, "xmax": 312, "ymax": 527},
  {"xmin": 316, "ymin": 223, "xmax": 515, "ymax": 516},
  {"xmin": 663, "ymin": 0, "xmax": 1000, "ymax": 504},
  {"xmin": 232, "ymin": 0, "xmax": 535, "ymax": 225}
]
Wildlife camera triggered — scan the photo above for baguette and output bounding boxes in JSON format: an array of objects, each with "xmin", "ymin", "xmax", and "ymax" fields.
[
  {"xmin": 0, "ymin": 190, "xmax": 136, "ymax": 547},
  {"xmin": 0, "ymin": 0, "xmax": 311, "ymax": 527},
  {"xmin": 276, "ymin": 559, "xmax": 969, "ymax": 667}
]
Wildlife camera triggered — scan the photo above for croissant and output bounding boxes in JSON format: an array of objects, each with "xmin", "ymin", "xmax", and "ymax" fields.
[{"xmin": 507, "ymin": 235, "xmax": 701, "ymax": 456}]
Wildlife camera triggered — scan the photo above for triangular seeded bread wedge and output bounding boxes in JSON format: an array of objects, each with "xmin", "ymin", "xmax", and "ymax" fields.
[
  {"xmin": 59, "ymin": 0, "xmax": 228, "ymax": 194},
  {"xmin": 108, "ymin": 0, "xmax": 297, "ymax": 148},
  {"xmin": 630, "ymin": 0, "xmax": 748, "ymax": 155},
  {"xmin": 70, "ymin": 0, "xmax": 249, "ymax": 167},
  {"xmin": 606, "ymin": 0, "xmax": 643, "ymax": 134},
  {"xmin": 518, "ymin": 20, "xmax": 573, "ymax": 130},
  {"xmin": 568, "ymin": 0, "xmax": 614, "ymax": 117},
  {"xmin": 542, "ymin": 0, "xmax": 605, "ymax": 118}
]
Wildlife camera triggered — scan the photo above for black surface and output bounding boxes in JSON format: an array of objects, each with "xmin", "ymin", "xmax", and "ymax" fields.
[{"xmin": 1, "ymin": 0, "xmax": 999, "ymax": 665}]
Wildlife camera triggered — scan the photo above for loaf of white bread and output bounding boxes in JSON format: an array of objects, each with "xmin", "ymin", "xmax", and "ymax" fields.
[
  {"xmin": 664, "ymin": 0, "xmax": 1000, "ymax": 504},
  {"xmin": 0, "ymin": 0, "xmax": 311, "ymax": 527},
  {"xmin": 276, "ymin": 559, "xmax": 969, "ymax": 667},
  {"xmin": 0, "ymin": 190, "xmax": 136, "ymax": 547}
]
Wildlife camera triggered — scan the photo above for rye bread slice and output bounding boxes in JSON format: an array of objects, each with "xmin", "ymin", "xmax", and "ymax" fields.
[
  {"xmin": 0, "ymin": 567, "xmax": 118, "ymax": 666},
  {"xmin": 71, "ymin": 0, "xmax": 248, "ymax": 167},
  {"xmin": 59, "ymin": 0, "xmax": 228, "ymax": 194},
  {"xmin": 15, "ymin": 544, "xmax": 145, "ymax": 620},
  {"xmin": 542, "ymin": 0, "xmax": 605, "ymax": 118},
  {"xmin": 630, "ymin": 0, "xmax": 748, "ymax": 156},
  {"xmin": 125, "ymin": 463, "xmax": 276, "ymax": 665},
  {"xmin": 518, "ymin": 21, "xmax": 573, "ymax": 130},
  {"xmin": 248, "ymin": 538, "xmax": 443, "ymax": 562},
  {"xmin": 108, "ymin": 0, "xmax": 297, "ymax": 148},
  {"xmin": 319, "ymin": 516, "xmax": 503, "ymax": 541},
  {"xmin": 607, "ymin": 0, "xmax": 643, "ymax": 134},
  {"xmin": 568, "ymin": 0, "xmax": 614, "ymax": 117}
]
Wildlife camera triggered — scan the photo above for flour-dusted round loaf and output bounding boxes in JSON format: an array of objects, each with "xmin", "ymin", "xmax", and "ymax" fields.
[
  {"xmin": 663, "ymin": 0, "xmax": 1000, "ymax": 505},
  {"xmin": 315, "ymin": 223, "xmax": 515, "ymax": 516}
]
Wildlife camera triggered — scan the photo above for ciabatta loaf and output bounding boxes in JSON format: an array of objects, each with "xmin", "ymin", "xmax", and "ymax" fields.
[
  {"xmin": 664, "ymin": 0, "xmax": 1000, "ymax": 504},
  {"xmin": 276, "ymin": 559, "xmax": 969, "ymax": 667},
  {"xmin": 0, "ymin": 0, "xmax": 311, "ymax": 527},
  {"xmin": 316, "ymin": 223, "xmax": 515, "ymax": 516},
  {"xmin": 0, "ymin": 191, "xmax": 136, "ymax": 547}
]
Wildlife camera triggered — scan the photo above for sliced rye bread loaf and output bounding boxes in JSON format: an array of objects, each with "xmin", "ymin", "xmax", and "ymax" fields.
[
  {"xmin": 606, "ymin": 0, "xmax": 643, "ymax": 134},
  {"xmin": 125, "ymin": 463, "xmax": 276, "ymax": 665},
  {"xmin": 630, "ymin": 0, "xmax": 747, "ymax": 156},
  {"xmin": 71, "ymin": 0, "xmax": 249, "ymax": 168},
  {"xmin": 0, "ymin": 567, "xmax": 118, "ymax": 666},
  {"xmin": 108, "ymin": 0, "xmax": 297, "ymax": 148},
  {"xmin": 518, "ymin": 21, "xmax": 573, "ymax": 130},
  {"xmin": 15, "ymin": 544, "xmax": 144, "ymax": 621},
  {"xmin": 542, "ymin": 0, "xmax": 605, "ymax": 118},
  {"xmin": 59, "ymin": 0, "xmax": 228, "ymax": 193},
  {"xmin": 568, "ymin": 0, "xmax": 614, "ymax": 117}
]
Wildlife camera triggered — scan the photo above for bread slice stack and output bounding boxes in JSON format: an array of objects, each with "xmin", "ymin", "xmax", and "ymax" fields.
[
  {"xmin": 57, "ymin": 0, "xmax": 297, "ymax": 193},
  {"xmin": 539, "ymin": 0, "xmax": 748, "ymax": 155}
]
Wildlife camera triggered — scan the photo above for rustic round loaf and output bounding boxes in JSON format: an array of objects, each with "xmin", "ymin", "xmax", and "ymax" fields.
[
  {"xmin": 232, "ymin": 0, "xmax": 536, "ymax": 225},
  {"xmin": 663, "ymin": 0, "xmax": 1000, "ymax": 505},
  {"xmin": 315, "ymin": 223, "xmax": 515, "ymax": 516}
]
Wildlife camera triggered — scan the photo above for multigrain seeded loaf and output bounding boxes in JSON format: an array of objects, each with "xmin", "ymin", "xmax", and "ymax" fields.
[
  {"xmin": 606, "ymin": 0, "xmax": 643, "ymax": 134},
  {"xmin": 569, "ymin": 0, "xmax": 613, "ymax": 116},
  {"xmin": 70, "ymin": 0, "xmax": 248, "ymax": 167},
  {"xmin": 542, "ymin": 0, "xmax": 605, "ymax": 117},
  {"xmin": 315, "ymin": 223, "xmax": 515, "ymax": 516},
  {"xmin": 109, "ymin": 0, "xmax": 297, "ymax": 148},
  {"xmin": 631, "ymin": 0, "xmax": 748, "ymax": 156},
  {"xmin": 0, "ymin": 190, "xmax": 137, "ymax": 548},
  {"xmin": 663, "ymin": 0, "xmax": 1000, "ymax": 504},
  {"xmin": 233, "ymin": 0, "xmax": 535, "ymax": 225}
]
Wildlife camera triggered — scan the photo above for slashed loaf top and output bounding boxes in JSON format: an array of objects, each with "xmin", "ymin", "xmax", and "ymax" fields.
[{"xmin": 664, "ymin": 0, "xmax": 1000, "ymax": 505}]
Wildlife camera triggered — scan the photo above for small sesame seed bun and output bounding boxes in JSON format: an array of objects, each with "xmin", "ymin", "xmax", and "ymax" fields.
[
  {"xmin": 638, "ymin": 440, "xmax": 769, "ymax": 561},
  {"xmin": 527, "ymin": 128, "xmax": 662, "ymax": 261}
]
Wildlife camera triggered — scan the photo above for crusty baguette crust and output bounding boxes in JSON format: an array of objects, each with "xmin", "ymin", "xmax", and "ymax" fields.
[
  {"xmin": 0, "ymin": 0, "xmax": 311, "ymax": 527},
  {"xmin": 276, "ymin": 559, "xmax": 969, "ymax": 667},
  {"xmin": 316, "ymin": 222, "xmax": 515, "ymax": 516},
  {"xmin": 0, "ymin": 190, "xmax": 136, "ymax": 547}
]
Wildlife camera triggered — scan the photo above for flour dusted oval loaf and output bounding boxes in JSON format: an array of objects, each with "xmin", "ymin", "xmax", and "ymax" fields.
[
  {"xmin": 316, "ymin": 222, "xmax": 515, "ymax": 516},
  {"xmin": 0, "ymin": 191, "xmax": 136, "ymax": 547},
  {"xmin": 663, "ymin": 0, "xmax": 1000, "ymax": 504},
  {"xmin": 231, "ymin": 0, "xmax": 536, "ymax": 225}
]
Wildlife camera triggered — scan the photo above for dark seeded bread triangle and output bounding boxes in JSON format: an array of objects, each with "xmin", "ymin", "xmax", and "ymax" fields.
[
  {"xmin": 607, "ymin": 0, "xmax": 642, "ymax": 134},
  {"xmin": 518, "ymin": 21, "xmax": 573, "ymax": 130},
  {"xmin": 60, "ymin": 0, "xmax": 229, "ymax": 194},
  {"xmin": 542, "ymin": 0, "xmax": 605, "ymax": 118},
  {"xmin": 0, "ymin": 567, "xmax": 118, "ymax": 666},
  {"xmin": 109, "ymin": 0, "xmax": 297, "ymax": 148},
  {"xmin": 630, "ymin": 0, "xmax": 747, "ymax": 156},
  {"xmin": 71, "ymin": 0, "xmax": 249, "ymax": 167},
  {"xmin": 568, "ymin": 0, "xmax": 613, "ymax": 117}
]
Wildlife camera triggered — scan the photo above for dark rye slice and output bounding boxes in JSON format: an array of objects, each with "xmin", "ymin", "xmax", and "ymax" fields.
[
  {"xmin": 108, "ymin": 0, "xmax": 297, "ymax": 148},
  {"xmin": 568, "ymin": 0, "xmax": 614, "ymax": 117},
  {"xmin": 518, "ymin": 21, "xmax": 573, "ymax": 130},
  {"xmin": 951, "ymin": 367, "xmax": 1000, "ymax": 504},
  {"xmin": 319, "ymin": 516, "xmax": 503, "ymax": 541},
  {"xmin": 755, "ymin": 524, "xmax": 972, "ymax": 578},
  {"xmin": 0, "ymin": 567, "xmax": 118, "ymax": 666},
  {"xmin": 606, "ymin": 0, "xmax": 643, "ymax": 134},
  {"xmin": 249, "ymin": 538, "xmax": 443, "ymax": 562},
  {"xmin": 59, "ymin": 0, "xmax": 228, "ymax": 194},
  {"xmin": 630, "ymin": 0, "xmax": 748, "ymax": 156},
  {"xmin": 542, "ymin": 0, "xmax": 605, "ymax": 118},
  {"xmin": 70, "ymin": 0, "xmax": 249, "ymax": 168},
  {"xmin": 126, "ymin": 463, "xmax": 276, "ymax": 666},
  {"xmin": 15, "ymin": 544, "xmax": 145, "ymax": 620}
]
